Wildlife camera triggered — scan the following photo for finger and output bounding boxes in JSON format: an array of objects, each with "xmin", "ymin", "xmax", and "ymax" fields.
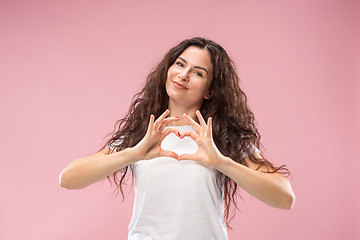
[
  {"xmin": 159, "ymin": 116, "xmax": 179, "ymax": 130},
  {"xmin": 147, "ymin": 114, "xmax": 155, "ymax": 135},
  {"xmin": 183, "ymin": 113, "xmax": 201, "ymax": 132},
  {"xmin": 161, "ymin": 127, "xmax": 181, "ymax": 141},
  {"xmin": 179, "ymin": 131, "xmax": 198, "ymax": 141},
  {"xmin": 160, "ymin": 149, "xmax": 179, "ymax": 159},
  {"xmin": 178, "ymin": 153, "xmax": 197, "ymax": 161},
  {"xmin": 207, "ymin": 117, "xmax": 213, "ymax": 138},
  {"xmin": 195, "ymin": 110, "xmax": 207, "ymax": 128},
  {"xmin": 154, "ymin": 109, "xmax": 170, "ymax": 130}
]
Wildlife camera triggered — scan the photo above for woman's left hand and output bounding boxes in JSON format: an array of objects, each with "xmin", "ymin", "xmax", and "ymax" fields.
[{"xmin": 178, "ymin": 110, "xmax": 226, "ymax": 168}]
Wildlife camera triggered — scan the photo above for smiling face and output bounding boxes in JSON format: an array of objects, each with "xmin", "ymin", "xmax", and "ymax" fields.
[{"xmin": 165, "ymin": 46, "xmax": 213, "ymax": 110}]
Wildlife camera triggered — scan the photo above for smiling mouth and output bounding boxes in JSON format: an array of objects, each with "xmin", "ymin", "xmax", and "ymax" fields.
[{"xmin": 172, "ymin": 81, "xmax": 188, "ymax": 89}]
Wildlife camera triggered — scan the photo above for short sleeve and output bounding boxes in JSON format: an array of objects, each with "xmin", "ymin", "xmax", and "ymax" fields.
[
  {"xmin": 106, "ymin": 138, "xmax": 123, "ymax": 152},
  {"xmin": 105, "ymin": 138, "xmax": 128, "ymax": 175},
  {"xmin": 240, "ymin": 143, "xmax": 261, "ymax": 159}
]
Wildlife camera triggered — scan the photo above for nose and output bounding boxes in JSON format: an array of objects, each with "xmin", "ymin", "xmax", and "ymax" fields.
[{"xmin": 178, "ymin": 69, "xmax": 190, "ymax": 81}]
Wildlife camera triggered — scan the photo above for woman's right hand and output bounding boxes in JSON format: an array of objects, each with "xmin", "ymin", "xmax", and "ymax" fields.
[{"xmin": 132, "ymin": 109, "xmax": 180, "ymax": 161}]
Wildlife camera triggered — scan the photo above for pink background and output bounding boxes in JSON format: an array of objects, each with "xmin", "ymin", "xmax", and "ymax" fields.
[{"xmin": 1, "ymin": 0, "xmax": 359, "ymax": 239}]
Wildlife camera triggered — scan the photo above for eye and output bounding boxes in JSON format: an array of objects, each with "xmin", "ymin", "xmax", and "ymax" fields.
[
  {"xmin": 195, "ymin": 72, "xmax": 204, "ymax": 77},
  {"xmin": 176, "ymin": 61, "xmax": 184, "ymax": 67}
]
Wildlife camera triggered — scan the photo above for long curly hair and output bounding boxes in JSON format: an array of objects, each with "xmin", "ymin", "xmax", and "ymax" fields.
[{"xmin": 97, "ymin": 37, "xmax": 290, "ymax": 230}]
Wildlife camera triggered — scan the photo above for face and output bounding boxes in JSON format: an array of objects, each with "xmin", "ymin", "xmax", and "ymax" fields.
[{"xmin": 165, "ymin": 46, "xmax": 213, "ymax": 109}]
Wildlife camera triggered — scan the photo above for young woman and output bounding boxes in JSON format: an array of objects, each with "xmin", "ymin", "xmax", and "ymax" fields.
[{"xmin": 59, "ymin": 37, "xmax": 295, "ymax": 239}]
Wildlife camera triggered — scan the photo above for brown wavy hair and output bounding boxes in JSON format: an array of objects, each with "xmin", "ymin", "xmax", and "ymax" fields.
[{"xmin": 97, "ymin": 37, "xmax": 290, "ymax": 230}]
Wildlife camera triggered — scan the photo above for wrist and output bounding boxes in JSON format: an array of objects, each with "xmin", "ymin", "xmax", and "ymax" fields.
[
  {"xmin": 213, "ymin": 155, "xmax": 232, "ymax": 172},
  {"xmin": 127, "ymin": 146, "xmax": 143, "ymax": 163}
]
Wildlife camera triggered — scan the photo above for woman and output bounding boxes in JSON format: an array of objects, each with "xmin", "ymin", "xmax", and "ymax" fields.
[{"xmin": 59, "ymin": 37, "xmax": 295, "ymax": 239}]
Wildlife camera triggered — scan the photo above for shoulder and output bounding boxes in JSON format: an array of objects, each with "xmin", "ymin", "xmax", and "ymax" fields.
[
  {"xmin": 106, "ymin": 137, "xmax": 124, "ymax": 152},
  {"xmin": 243, "ymin": 150, "xmax": 263, "ymax": 170},
  {"xmin": 243, "ymin": 148, "xmax": 276, "ymax": 173}
]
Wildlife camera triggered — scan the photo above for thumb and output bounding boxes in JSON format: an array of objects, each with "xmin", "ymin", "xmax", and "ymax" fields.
[
  {"xmin": 178, "ymin": 153, "xmax": 197, "ymax": 161},
  {"xmin": 160, "ymin": 149, "xmax": 179, "ymax": 159}
]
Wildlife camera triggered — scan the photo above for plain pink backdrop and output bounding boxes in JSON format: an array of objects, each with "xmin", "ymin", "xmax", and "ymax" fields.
[{"xmin": 0, "ymin": 0, "xmax": 358, "ymax": 239}]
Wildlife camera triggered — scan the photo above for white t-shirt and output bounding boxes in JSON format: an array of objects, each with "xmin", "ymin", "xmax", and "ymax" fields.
[{"xmin": 107, "ymin": 125, "xmax": 260, "ymax": 240}]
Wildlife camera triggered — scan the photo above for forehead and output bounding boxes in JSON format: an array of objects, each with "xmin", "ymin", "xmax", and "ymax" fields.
[{"xmin": 178, "ymin": 46, "xmax": 212, "ymax": 71}]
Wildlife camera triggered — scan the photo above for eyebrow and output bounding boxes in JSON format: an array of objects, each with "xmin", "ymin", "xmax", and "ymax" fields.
[{"xmin": 178, "ymin": 57, "xmax": 209, "ymax": 74}]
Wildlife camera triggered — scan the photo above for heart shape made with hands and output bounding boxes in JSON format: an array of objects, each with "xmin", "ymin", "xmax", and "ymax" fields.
[{"xmin": 160, "ymin": 131, "xmax": 198, "ymax": 157}]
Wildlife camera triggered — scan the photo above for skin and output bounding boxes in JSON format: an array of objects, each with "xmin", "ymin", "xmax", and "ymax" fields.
[
  {"xmin": 135, "ymin": 46, "xmax": 295, "ymax": 209},
  {"xmin": 178, "ymin": 110, "xmax": 295, "ymax": 210},
  {"xmin": 59, "ymin": 46, "xmax": 295, "ymax": 210},
  {"xmin": 165, "ymin": 46, "xmax": 213, "ymax": 126}
]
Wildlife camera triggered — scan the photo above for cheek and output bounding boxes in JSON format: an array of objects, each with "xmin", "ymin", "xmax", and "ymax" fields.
[
  {"xmin": 193, "ymin": 81, "xmax": 209, "ymax": 94},
  {"xmin": 166, "ymin": 71, "xmax": 172, "ymax": 86},
  {"xmin": 167, "ymin": 65, "xmax": 176, "ymax": 76},
  {"xmin": 165, "ymin": 69, "xmax": 172, "ymax": 84},
  {"xmin": 167, "ymin": 66, "xmax": 180, "ymax": 83},
  {"xmin": 165, "ymin": 74, "xmax": 172, "ymax": 95}
]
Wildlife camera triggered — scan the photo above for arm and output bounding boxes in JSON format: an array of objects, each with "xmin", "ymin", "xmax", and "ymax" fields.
[
  {"xmin": 178, "ymin": 110, "xmax": 295, "ymax": 210},
  {"xmin": 59, "ymin": 147, "xmax": 139, "ymax": 189},
  {"xmin": 215, "ymin": 151, "xmax": 295, "ymax": 210},
  {"xmin": 59, "ymin": 109, "xmax": 180, "ymax": 190}
]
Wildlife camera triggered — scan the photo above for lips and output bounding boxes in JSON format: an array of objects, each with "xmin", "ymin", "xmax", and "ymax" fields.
[{"xmin": 172, "ymin": 81, "xmax": 188, "ymax": 89}]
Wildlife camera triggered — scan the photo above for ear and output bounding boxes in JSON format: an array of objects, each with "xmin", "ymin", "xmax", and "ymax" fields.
[{"xmin": 204, "ymin": 90, "xmax": 213, "ymax": 100}]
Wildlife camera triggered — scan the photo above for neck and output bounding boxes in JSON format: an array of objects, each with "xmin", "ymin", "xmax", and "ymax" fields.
[{"xmin": 166, "ymin": 100, "xmax": 200, "ymax": 126}]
